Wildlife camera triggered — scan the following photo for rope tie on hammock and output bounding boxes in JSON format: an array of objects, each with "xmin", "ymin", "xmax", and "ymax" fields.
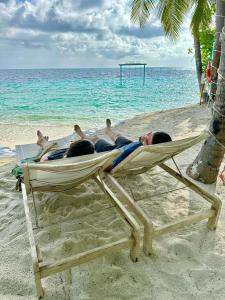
[
  {"xmin": 208, "ymin": 129, "xmax": 225, "ymax": 150},
  {"xmin": 207, "ymin": 129, "xmax": 225, "ymax": 183},
  {"xmin": 124, "ymin": 172, "xmax": 137, "ymax": 202},
  {"xmin": 217, "ymin": 71, "xmax": 225, "ymax": 80},
  {"xmin": 219, "ymin": 167, "xmax": 225, "ymax": 183},
  {"xmin": 171, "ymin": 157, "xmax": 183, "ymax": 177},
  {"xmin": 212, "ymin": 103, "xmax": 225, "ymax": 118},
  {"xmin": 31, "ymin": 186, "xmax": 39, "ymax": 229},
  {"xmin": 211, "ymin": 65, "xmax": 218, "ymax": 71}
]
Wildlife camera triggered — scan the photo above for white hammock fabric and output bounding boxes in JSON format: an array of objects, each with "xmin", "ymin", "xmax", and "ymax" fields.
[
  {"xmin": 20, "ymin": 131, "xmax": 208, "ymax": 193},
  {"xmin": 23, "ymin": 150, "xmax": 120, "ymax": 193},
  {"xmin": 112, "ymin": 131, "xmax": 208, "ymax": 174}
]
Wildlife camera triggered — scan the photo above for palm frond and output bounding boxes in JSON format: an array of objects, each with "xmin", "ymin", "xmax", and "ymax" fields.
[
  {"xmin": 131, "ymin": 0, "xmax": 157, "ymax": 28},
  {"xmin": 157, "ymin": 0, "xmax": 191, "ymax": 41},
  {"xmin": 190, "ymin": 0, "xmax": 215, "ymax": 37}
]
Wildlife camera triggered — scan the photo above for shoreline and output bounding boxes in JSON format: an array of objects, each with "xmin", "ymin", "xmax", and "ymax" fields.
[{"xmin": 0, "ymin": 104, "xmax": 208, "ymax": 150}]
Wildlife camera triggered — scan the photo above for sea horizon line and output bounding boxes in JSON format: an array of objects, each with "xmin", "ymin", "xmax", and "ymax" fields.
[{"xmin": 0, "ymin": 66, "xmax": 195, "ymax": 71}]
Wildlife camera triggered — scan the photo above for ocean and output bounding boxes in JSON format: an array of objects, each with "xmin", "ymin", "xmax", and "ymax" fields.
[
  {"xmin": 0, "ymin": 67, "xmax": 198, "ymax": 156},
  {"xmin": 0, "ymin": 67, "xmax": 198, "ymax": 128}
]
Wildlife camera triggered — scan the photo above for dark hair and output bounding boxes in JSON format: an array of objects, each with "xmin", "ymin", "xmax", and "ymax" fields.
[
  {"xmin": 152, "ymin": 131, "xmax": 172, "ymax": 144},
  {"xmin": 66, "ymin": 140, "xmax": 94, "ymax": 157}
]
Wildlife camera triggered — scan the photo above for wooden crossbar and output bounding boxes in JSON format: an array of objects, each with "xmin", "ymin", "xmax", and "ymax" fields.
[
  {"xmin": 39, "ymin": 238, "xmax": 132, "ymax": 278},
  {"xmin": 153, "ymin": 209, "xmax": 215, "ymax": 237}
]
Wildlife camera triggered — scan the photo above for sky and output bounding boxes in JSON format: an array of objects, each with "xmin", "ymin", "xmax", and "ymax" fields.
[{"xmin": 0, "ymin": 0, "xmax": 195, "ymax": 69}]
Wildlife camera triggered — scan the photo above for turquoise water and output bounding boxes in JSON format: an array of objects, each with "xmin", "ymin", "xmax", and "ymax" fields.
[{"xmin": 0, "ymin": 68, "xmax": 198, "ymax": 130}]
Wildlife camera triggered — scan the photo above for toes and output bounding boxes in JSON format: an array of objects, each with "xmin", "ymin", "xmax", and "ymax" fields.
[
  {"xmin": 74, "ymin": 124, "xmax": 79, "ymax": 131},
  {"xmin": 74, "ymin": 124, "xmax": 82, "ymax": 133},
  {"xmin": 106, "ymin": 119, "xmax": 111, "ymax": 128},
  {"xmin": 37, "ymin": 130, "xmax": 44, "ymax": 139}
]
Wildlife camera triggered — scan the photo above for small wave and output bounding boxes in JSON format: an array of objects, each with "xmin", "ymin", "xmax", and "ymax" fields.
[
  {"xmin": 0, "ymin": 146, "xmax": 16, "ymax": 157},
  {"xmin": 85, "ymin": 127, "xmax": 100, "ymax": 135}
]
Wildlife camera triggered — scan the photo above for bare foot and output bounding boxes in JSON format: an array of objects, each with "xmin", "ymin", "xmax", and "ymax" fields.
[
  {"xmin": 74, "ymin": 124, "xmax": 86, "ymax": 139},
  {"xmin": 106, "ymin": 118, "xmax": 111, "ymax": 129},
  {"xmin": 37, "ymin": 130, "xmax": 50, "ymax": 149},
  {"xmin": 105, "ymin": 119, "xmax": 112, "ymax": 134},
  {"xmin": 105, "ymin": 119, "xmax": 120, "ymax": 142}
]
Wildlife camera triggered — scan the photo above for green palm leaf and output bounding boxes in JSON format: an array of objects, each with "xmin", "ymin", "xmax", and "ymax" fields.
[
  {"xmin": 157, "ymin": 0, "xmax": 191, "ymax": 40},
  {"xmin": 191, "ymin": 0, "xmax": 214, "ymax": 37},
  {"xmin": 131, "ymin": 0, "xmax": 157, "ymax": 28},
  {"xmin": 131, "ymin": 0, "xmax": 215, "ymax": 40}
]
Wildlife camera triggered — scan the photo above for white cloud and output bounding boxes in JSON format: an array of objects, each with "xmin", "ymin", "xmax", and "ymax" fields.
[{"xmin": 0, "ymin": 0, "xmax": 195, "ymax": 68}]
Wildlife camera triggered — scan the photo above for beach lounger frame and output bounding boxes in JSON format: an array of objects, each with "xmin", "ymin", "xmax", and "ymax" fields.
[
  {"xmin": 20, "ymin": 151, "xmax": 141, "ymax": 298},
  {"xmin": 103, "ymin": 132, "xmax": 222, "ymax": 256}
]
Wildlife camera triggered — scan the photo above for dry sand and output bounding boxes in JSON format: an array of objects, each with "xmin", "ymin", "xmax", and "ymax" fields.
[{"xmin": 0, "ymin": 104, "xmax": 225, "ymax": 300}]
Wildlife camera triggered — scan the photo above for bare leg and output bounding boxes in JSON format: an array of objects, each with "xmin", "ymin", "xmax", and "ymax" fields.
[
  {"xmin": 105, "ymin": 119, "xmax": 120, "ymax": 142},
  {"xmin": 74, "ymin": 125, "xmax": 99, "ymax": 144},
  {"xmin": 36, "ymin": 130, "xmax": 52, "ymax": 149}
]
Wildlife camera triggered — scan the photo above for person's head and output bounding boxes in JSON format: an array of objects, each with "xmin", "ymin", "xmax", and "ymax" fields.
[
  {"xmin": 66, "ymin": 139, "xmax": 94, "ymax": 158},
  {"xmin": 140, "ymin": 131, "xmax": 172, "ymax": 145},
  {"xmin": 152, "ymin": 131, "xmax": 172, "ymax": 144}
]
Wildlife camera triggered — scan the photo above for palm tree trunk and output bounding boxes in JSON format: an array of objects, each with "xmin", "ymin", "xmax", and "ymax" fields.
[
  {"xmin": 187, "ymin": 20, "xmax": 225, "ymax": 184},
  {"xmin": 210, "ymin": 0, "xmax": 225, "ymax": 100},
  {"xmin": 194, "ymin": 34, "xmax": 202, "ymax": 90}
]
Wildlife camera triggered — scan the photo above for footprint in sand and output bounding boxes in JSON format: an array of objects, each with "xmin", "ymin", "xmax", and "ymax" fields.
[{"xmin": 61, "ymin": 206, "xmax": 73, "ymax": 217}]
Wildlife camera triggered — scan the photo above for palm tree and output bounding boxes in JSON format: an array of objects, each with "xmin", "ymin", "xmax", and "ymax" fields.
[
  {"xmin": 186, "ymin": 0, "xmax": 225, "ymax": 183},
  {"xmin": 131, "ymin": 0, "xmax": 214, "ymax": 89},
  {"xmin": 210, "ymin": 0, "xmax": 225, "ymax": 100},
  {"xmin": 191, "ymin": 1, "xmax": 215, "ymax": 89},
  {"xmin": 131, "ymin": 0, "xmax": 225, "ymax": 183}
]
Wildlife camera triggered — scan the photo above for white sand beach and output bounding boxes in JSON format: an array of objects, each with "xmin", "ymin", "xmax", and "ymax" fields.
[{"xmin": 0, "ymin": 104, "xmax": 225, "ymax": 300}]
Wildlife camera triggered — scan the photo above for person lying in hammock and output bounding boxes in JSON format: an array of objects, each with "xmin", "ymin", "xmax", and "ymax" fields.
[
  {"xmin": 37, "ymin": 119, "xmax": 172, "ymax": 170},
  {"xmin": 36, "ymin": 130, "xmax": 95, "ymax": 161},
  {"xmin": 74, "ymin": 119, "xmax": 172, "ymax": 171}
]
